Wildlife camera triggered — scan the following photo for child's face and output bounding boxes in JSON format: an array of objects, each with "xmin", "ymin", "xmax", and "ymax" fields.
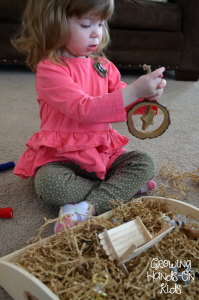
[{"xmin": 63, "ymin": 14, "xmax": 104, "ymax": 58}]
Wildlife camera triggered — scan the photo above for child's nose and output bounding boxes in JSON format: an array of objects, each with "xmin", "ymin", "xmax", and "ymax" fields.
[{"xmin": 91, "ymin": 28, "xmax": 100, "ymax": 38}]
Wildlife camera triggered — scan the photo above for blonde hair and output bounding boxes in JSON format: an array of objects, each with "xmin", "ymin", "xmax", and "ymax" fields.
[{"xmin": 12, "ymin": 0, "xmax": 114, "ymax": 73}]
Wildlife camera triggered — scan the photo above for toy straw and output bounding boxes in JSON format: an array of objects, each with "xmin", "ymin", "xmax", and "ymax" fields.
[
  {"xmin": 0, "ymin": 161, "xmax": 15, "ymax": 172},
  {"xmin": 0, "ymin": 207, "xmax": 13, "ymax": 218}
]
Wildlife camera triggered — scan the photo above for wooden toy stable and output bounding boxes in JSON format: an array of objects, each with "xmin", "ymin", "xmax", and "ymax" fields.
[{"xmin": 1, "ymin": 196, "xmax": 199, "ymax": 300}]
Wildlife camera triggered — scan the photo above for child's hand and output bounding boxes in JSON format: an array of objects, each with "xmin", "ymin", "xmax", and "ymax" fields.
[
  {"xmin": 132, "ymin": 67, "xmax": 166, "ymax": 100},
  {"xmin": 122, "ymin": 67, "xmax": 166, "ymax": 108}
]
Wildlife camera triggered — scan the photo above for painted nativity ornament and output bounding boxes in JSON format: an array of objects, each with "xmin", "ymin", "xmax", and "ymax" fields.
[{"xmin": 127, "ymin": 64, "xmax": 171, "ymax": 139}]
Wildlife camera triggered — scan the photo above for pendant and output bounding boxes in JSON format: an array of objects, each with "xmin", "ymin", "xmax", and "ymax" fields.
[{"xmin": 93, "ymin": 62, "xmax": 107, "ymax": 77}]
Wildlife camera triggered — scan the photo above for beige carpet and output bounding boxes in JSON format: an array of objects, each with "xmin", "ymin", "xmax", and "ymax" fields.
[{"xmin": 0, "ymin": 66, "xmax": 199, "ymax": 299}]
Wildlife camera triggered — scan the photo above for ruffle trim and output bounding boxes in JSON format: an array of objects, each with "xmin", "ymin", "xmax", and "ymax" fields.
[
  {"xmin": 26, "ymin": 129, "xmax": 129, "ymax": 153},
  {"xmin": 14, "ymin": 129, "xmax": 128, "ymax": 179}
]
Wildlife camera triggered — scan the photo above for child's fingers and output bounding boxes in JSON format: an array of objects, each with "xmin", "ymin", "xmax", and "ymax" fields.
[
  {"xmin": 151, "ymin": 67, "xmax": 165, "ymax": 80},
  {"xmin": 158, "ymin": 79, "xmax": 166, "ymax": 89},
  {"xmin": 147, "ymin": 90, "xmax": 163, "ymax": 100},
  {"xmin": 147, "ymin": 85, "xmax": 164, "ymax": 100},
  {"xmin": 146, "ymin": 96, "xmax": 158, "ymax": 101}
]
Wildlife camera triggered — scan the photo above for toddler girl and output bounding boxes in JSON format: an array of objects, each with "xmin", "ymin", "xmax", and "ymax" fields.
[{"xmin": 13, "ymin": 0, "xmax": 166, "ymax": 234}]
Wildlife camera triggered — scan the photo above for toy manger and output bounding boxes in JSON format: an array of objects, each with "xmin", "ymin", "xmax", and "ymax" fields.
[
  {"xmin": 98, "ymin": 216, "xmax": 174, "ymax": 276},
  {"xmin": 1, "ymin": 196, "xmax": 199, "ymax": 300}
]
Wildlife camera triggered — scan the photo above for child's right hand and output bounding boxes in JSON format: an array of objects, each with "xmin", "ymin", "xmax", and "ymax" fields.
[
  {"xmin": 132, "ymin": 67, "xmax": 166, "ymax": 101},
  {"xmin": 122, "ymin": 67, "xmax": 166, "ymax": 107}
]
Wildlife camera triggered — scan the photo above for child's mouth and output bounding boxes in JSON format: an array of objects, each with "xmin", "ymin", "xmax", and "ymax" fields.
[{"xmin": 87, "ymin": 45, "xmax": 97, "ymax": 51}]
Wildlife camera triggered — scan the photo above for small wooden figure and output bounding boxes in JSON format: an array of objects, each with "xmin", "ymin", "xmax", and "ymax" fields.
[
  {"xmin": 140, "ymin": 104, "xmax": 156, "ymax": 130},
  {"xmin": 98, "ymin": 216, "xmax": 174, "ymax": 276},
  {"xmin": 180, "ymin": 223, "xmax": 199, "ymax": 239}
]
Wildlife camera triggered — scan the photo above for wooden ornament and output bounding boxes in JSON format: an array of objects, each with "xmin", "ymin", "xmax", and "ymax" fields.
[
  {"xmin": 127, "ymin": 99, "xmax": 171, "ymax": 139},
  {"xmin": 140, "ymin": 105, "xmax": 156, "ymax": 130},
  {"xmin": 127, "ymin": 64, "xmax": 170, "ymax": 139}
]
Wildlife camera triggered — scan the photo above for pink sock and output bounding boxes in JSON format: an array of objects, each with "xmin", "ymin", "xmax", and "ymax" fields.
[{"xmin": 136, "ymin": 180, "xmax": 156, "ymax": 195}]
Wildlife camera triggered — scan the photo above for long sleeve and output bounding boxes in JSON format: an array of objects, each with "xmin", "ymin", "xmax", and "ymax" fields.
[{"xmin": 107, "ymin": 60, "xmax": 127, "ymax": 92}]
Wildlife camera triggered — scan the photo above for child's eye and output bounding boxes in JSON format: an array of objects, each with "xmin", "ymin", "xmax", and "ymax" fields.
[{"xmin": 81, "ymin": 25, "xmax": 90, "ymax": 28}]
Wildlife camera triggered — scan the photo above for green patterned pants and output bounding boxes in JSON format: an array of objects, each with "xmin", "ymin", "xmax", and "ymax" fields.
[{"xmin": 34, "ymin": 151, "xmax": 156, "ymax": 215}]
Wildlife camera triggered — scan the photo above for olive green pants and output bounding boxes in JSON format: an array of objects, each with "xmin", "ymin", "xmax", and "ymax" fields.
[{"xmin": 34, "ymin": 151, "xmax": 156, "ymax": 215}]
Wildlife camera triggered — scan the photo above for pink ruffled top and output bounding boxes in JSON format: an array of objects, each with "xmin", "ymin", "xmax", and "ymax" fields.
[{"xmin": 14, "ymin": 57, "xmax": 129, "ymax": 179}]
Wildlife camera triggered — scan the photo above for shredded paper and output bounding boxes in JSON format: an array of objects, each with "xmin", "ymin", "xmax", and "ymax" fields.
[{"xmin": 16, "ymin": 162, "xmax": 199, "ymax": 299}]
